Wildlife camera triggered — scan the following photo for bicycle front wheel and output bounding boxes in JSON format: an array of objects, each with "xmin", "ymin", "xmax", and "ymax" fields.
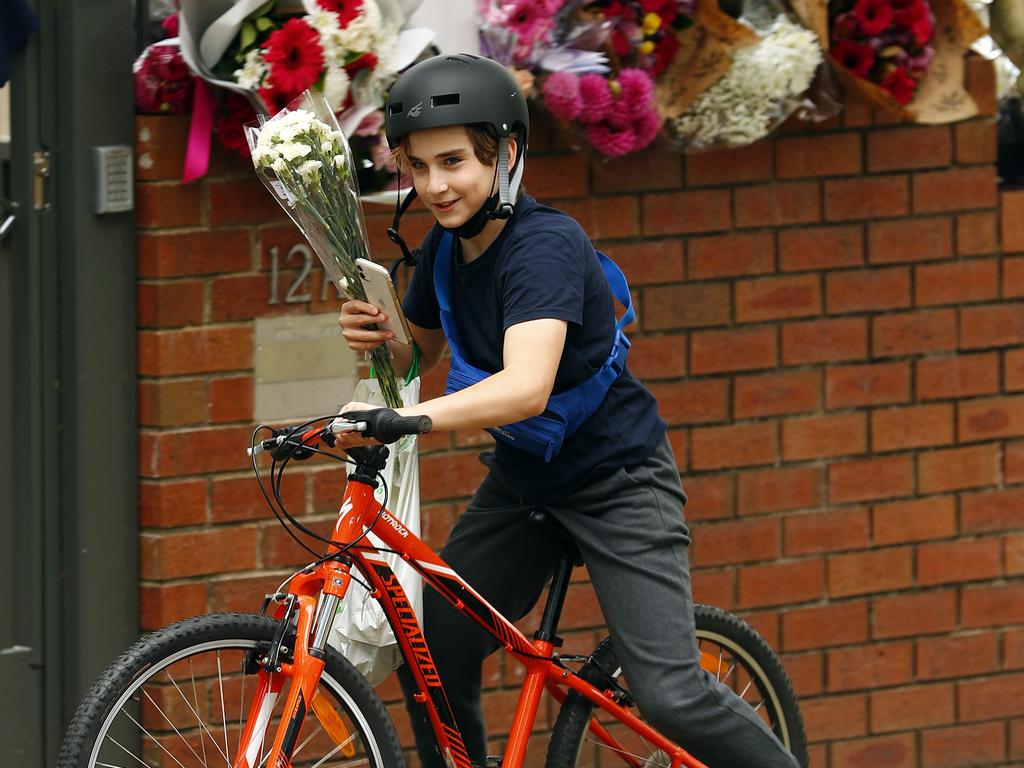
[
  {"xmin": 58, "ymin": 612, "xmax": 404, "ymax": 768},
  {"xmin": 545, "ymin": 604, "xmax": 808, "ymax": 768}
]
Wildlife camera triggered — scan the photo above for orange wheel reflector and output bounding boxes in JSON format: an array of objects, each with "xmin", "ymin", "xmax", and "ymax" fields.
[
  {"xmin": 699, "ymin": 650, "xmax": 732, "ymax": 679},
  {"xmin": 311, "ymin": 688, "xmax": 356, "ymax": 758}
]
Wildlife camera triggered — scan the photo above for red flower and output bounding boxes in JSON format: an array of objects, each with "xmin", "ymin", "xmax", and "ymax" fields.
[
  {"xmin": 259, "ymin": 86, "xmax": 300, "ymax": 114},
  {"xmin": 344, "ymin": 51, "xmax": 378, "ymax": 77},
  {"xmin": 318, "ymin": 0, "xmax": 364, "ymax": 26},
  {"xmin": 882, "ymin": 66, "xmax": 917, "ymax": 104},
  {"xmin": 263, "ymin": 18, "xmax": 324, "ymax": 95},
  {"xmin": 893, "ymin": 0, "xmax": 934, "ymax": 47},
  {"xmin": 611, "ymin": 28, "xmax": 633, "ymax": 57},
  {"xmin": 161, "ymin": 12, "xmax": 179, "ymax": 38},
  {"xmin": 641, "ymin": 0, "xmax": 677, "ymax": 24},
  {"xmin": 831, "ymin": 39, "xmax": 876, "ymax": 78},
  {"xmin": 650, "ymin": 33, "xmax": 679, "ymax": 77},
  {"xmin": 216, "ymin": 93, "xmax": 258, "ymax": 157},
  {"xmin": 854, "ymin": 0, "xmax": 893, "ymax": 36}
]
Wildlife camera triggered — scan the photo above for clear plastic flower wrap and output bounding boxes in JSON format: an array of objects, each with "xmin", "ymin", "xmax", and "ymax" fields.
[
  {"xmin": 244, "ymin": 90, "xmax": 402, "ymax": 408},
  {"xmin": 663, "ymin": 0, "xmax": 831, "ymax": 151}
]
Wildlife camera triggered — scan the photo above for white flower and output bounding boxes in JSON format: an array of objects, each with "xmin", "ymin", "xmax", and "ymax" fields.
[
  {"xmin": 307, "ymin": 9, "xmax": 340, "ymax": 34},
  {"xmin": 323, "ymin": 66, "xmax": 352, "ymax": 112},
  {"xmin": 297, "ymin": 159, "xmax": 323, "ymax": 181},
  {"xmin": 233, "ymin": 48, "xmax": 267, "ymax": 90},
  {"xmin": 673, "ymin": 16, "xmax": 821, "ymax": 148},
  {"xmin": 334, "ymin": 155, "xmax": 347, "ymax": 169},
  {"xmin": 271, "ymin": 157, "xmax": 287, "ymax": 173},
  {"xmin": 280, "ymin": 142, "xmax": 313, "ymax": 161},
  {"xmin": 336, "ymin": 0, "xmax": 383, "ymax": 51}
]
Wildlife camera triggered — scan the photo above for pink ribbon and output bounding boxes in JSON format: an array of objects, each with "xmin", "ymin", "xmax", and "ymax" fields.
[{"xmin": 182, "ymin": 78, "xmax": 215, "ymax": 183}]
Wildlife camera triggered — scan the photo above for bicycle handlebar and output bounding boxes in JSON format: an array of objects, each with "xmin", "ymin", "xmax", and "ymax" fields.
[{"xmin": 247, "ymin": 408, "xmax": 432, "ymax": 458}]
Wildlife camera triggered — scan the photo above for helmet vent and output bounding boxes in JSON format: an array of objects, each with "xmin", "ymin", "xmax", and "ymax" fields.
[
  {"xmin": 431, "ymin": 93, "xmax": 461, "ymax": 108},
  {"xmin": 388, "ymin": 103, "xmax": 403, "ymax": 115}
]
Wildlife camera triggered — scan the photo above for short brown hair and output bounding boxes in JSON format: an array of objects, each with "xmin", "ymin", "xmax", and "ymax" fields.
[{"xmin": 391, "ymin": 124, "xmax": 499, "ymax": 172}]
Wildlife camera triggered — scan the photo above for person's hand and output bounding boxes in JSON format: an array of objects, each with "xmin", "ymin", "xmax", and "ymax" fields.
[
  {"xmin": 333, "ymin": 401, "xmax": 383, "ymax": 449},
  {"xmin": 338, "ymin": 300, "xmax": 395, "ymax": 352}
]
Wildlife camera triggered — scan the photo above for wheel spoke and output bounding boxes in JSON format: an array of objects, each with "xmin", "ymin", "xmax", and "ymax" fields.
[
  {"xmin": 217, "ymin": 651, "xmax": 232, "ymax": 762},
  {"xmin": 188, "ymin": 658, "xmax": 212, "ymax": 768},
  {"xmin": 161, "ymin": 667, "xmax": 230, "ymax": 766},
  {"xmin": 118, "ymin": 710, "xmax": 190, "ymax": 768},
  {"xmin": 308, "ymin": 735, "xmax": 359, "ymax": 768},
  {"xmin": 140, "ymin": 686, "xmax": 208, "ymax": 767},
  {"xmin": 104, "ymin": 735, "xmax": 156, "ymax": 768}
]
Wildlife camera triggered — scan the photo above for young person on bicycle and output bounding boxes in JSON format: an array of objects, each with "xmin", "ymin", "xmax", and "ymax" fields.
[{"xmin": 337, "ymin": 53, "xmax": 799, "ymax": 768}]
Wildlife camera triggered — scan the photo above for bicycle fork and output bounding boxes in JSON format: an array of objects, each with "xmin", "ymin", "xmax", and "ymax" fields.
[{"xmin": 233, "ymin": 564, "xmax": 354, "ymax": 768}]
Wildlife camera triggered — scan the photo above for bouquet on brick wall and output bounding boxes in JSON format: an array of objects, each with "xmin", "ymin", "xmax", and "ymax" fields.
[
  {"xmin": 245, "ymin": 91, "xmax": 403, "ymax": 407},
  {"xmin": 790, "ymin": 0, "xmax": 989, "ymax": 121}
]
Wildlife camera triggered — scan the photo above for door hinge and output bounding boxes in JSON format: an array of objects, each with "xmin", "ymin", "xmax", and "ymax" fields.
[{"xmin": 33, "ymin": 150, "xmax": 52, "ymax": 211}]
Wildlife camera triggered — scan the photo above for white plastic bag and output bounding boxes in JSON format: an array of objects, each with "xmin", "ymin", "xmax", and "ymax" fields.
[{"xmin": 329, "ymin": 372, "xmax": 423, "ymax": 686}]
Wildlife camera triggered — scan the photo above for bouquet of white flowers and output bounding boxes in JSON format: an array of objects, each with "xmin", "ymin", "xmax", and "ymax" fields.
[{"xmin": 245, "ymin": 90, "xmax": 402, "ymax": 407}]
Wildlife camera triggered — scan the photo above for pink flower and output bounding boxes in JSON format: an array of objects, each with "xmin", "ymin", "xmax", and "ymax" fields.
[
  {"xmin": 616, "ymin": 69, "xmax": 654, "ymax": 116},
  {"xmin": 854, "ymin": 0, "xmax": 894, "ymax": 36},
  {"xmin": 585, "ymin": 122, "xmax": 638, "ymax": 157},
  {"xmin": 542, "ymin": 72, "xmax": 583, "ymax": 121},
  {"xmin": 504, "ymin": 0, "xmax": 555, "ymax": 63},
  {"xmin": 578, "ymin": 74, "xmax": 614, "ymax": 124},
  {"xmin": 633, "ymin": 107, "xmax": 661, "ymax": 151}
]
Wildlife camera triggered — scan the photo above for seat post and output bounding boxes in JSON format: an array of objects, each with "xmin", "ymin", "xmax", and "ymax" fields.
[{"xmin": 534, "ymin": 550, "xmax": 574, "ymax": 646}]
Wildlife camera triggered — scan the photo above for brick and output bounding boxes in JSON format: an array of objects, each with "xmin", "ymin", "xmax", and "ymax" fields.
[
  {"xmin": 210, "ymin": 274, "xmax": 279, "ymax": 322},
  {"xmin": 917, "ymin": 538, "xmax": 1003, "ymax": 586},
  {"xmin": 682, "ymin": 475, "xmax": 734, "ymax": 521},
  {"xmin": 783, "ymin": 651, "xmax": 824, "ymax": 697},
  {"xmin": 690, "ymin": 422, "xmax": 776, "ymax": 470},
  {"xmin": 684, "ymin": 141, "xmax": 772, "ymax": 185},
  {"xmin": 782, "ymin": 413, "xmax": 866, "ymax": 461},
  {"xmin": 957, "ymin": 211, "xmax": 998, "ymax": 256},
  {"xmin": 784, "ymin": 506, "xmax": 870, "ymax": 556},
  {"xmin": 135, "ymin": 114, "xmax": 190, "ymax": 181},
  {"xmin": 138, "ymin": 229, "xmax": 253, "ymax": 278},
  {"xmin": 960, "ymin": 303, "xmax": 1024, "ymax": 349},
  {"xmin": 643, "ymin": 282, "xmax": 730, "ymax": 330},
  {"xmin": 776, "ymin": 133, "xmax": 862, "ymax": 178},
  {"xmin": 825, "ymin": 175, "xmax": 908, "ymax": 221},
  {"xmin": 1005, "ymin": 256, "xmax": 1024, "ymax": 298},
  {"xmin": 561, "ymin": 194, "xmax": 639, "ymax": 239},
  {"xmin": 916, "ymin": 353, "xmax": 999, "ymax": 401},
  {"xmin": 625, "ymin": 334, "xmax": 685, "ymax": 381},
  {"xmin": 311, "ymin": 466, "xmax": 349, "ymax": 514},
  {"xmin": 138, "ymin": 379, "xmax": 207, "ymax": 428},
  {"xmin": 917, "ymin": 632, "xmax": 1000, "ymax": 680},
  {"xmin": 418, "ymin": 452, "xmax": 488, "ymax": 503},
  {"xmin": 966, "ymin": 54, "xmax": 998, "ymax": 116},
  {"xmin": 591, "ymin": 146, "xmax": 682, "ymax": 192},
  {"xmin": 1003, "ymin": 189, "xmax": 1024, "ymax": 252},
  {"xmin": 868, "ymin": 216, "xmax": 953, "ymax": 264},
  {"xmin": 525, "ymin": 153, "xmax": 590, "ymax": 197},
  {"xmin": 690, "ymin": 327, "xmax": 776, "ymax": 374},
  {"xmin": 831, "ymin": 732, "xmax": 916, "ymax": 768},
  {"xmin": 690, "ymin": 517, "xmax": 780, "ymax": 567},
  {"xmin": 211, "ymin": 473, "xmax": 304, "ymax": 523},
  {"xmin": 735, "ymin": 274, "xmax": 821, "ymax": 322},
  {"xmin": 141, "ymin": 426, "xmax": 254, "ymax": 478},
  {"xmin": 870, "ymin": 683, "xmax": 955, "ymax": 733},
  {"xmin": 738, "ymin": 559, "xmax": 825, "ymax": 608},
  {"xmin": 826, "ymin": 266, "xmax": 910, "ymax": 313},
  {"xmin": 208, "ymin": 375, "xmax": 253, "ymax": 423},
  {"xmin": 872, "ymin": 589, "xmax": 957, "ymax": 639},
  {"xmin": 828, "ymin": 641, "xmax": 914, "ymax": 694},
  {"xmin": 918, "ymin": 444, "xmax": 1000, "ymax": 494},
  {"xmin": 135, "ymin": 181, "xmax": 204, "ymax": 229},
  {"xmin": 1008, "ymin": 441, "xmax": 1024, "ymax": 483},
  {"xmin": 828, "ymin": 546, "xmax": 913, "ymax": 597},
  {"xmin": 960, "ymin": 672, "xmax": 1024, "ymax": 724},
  {"xmin": 140, "ymin": 583, "xmax": 208, "ymax": 630},
  {"xmin": 782, "ymin": 600, "xmax": 868, "ymax": 651},
  {"xmin": 872, "ymin": 308, "xmax": 956, "ymax": 357},
  {"xmin": 261, "ymin": 517, "xmax": 335, "ymax": 568},
  {"xmin": 691, "ymin": 569, "xmax": 735, "ymax": 608},
  {"xmin": 960, "ymin": 395, "xmax": 1024, "ymax": 442},
  {"xmin": 917, "ymin": 258, "xmax": 998, "ymax": 306},
  {"xmin": 921, "ymin": 722, "xmax": 1005, "ymax": 768},
  {"xmin": 687, "ymin": 231, "xmax": 775, "ymax": 279},
  {"xmin": 913, "ymin": 166, "xmax": 998, "ymax": 213},
  {"xmin": 603, "ymin": 239, "xmax": 684, "ymax": 285},
  {"xmin": 137, "ymin": 280, "xmax": 206, "ymax": 328},
  {"xmin": 826, "ymin": 361, "xmax": 909, "ymax": 408},
  {"xmin": 208, "ymin": 574, "xmax": 286, "ymax": 614},
  {"xmin": 782, "ymin": 317, "xmax": 867, "ymax": 365},
  {"xmin": 138, "ymin": 326, "xmax": 253, "ymax": 376},
  {"xmin": 963, "ymin": 582, "xmax": 1024, "ymax": 628},
  {"xmin": 735, "ymin": 182, "xmax": 820, "ymax": 228},
  {"xmin": 207, "ymin": 178, "xmax": 293, "ymax": 226},
  {"xmin": 140, "ymin": 527, "xmax": 258, "ymax": 579},
  {"xmin": 867, "ymin": 126, "xmax": 952, "ymax": 171},
  {"xmin": 641, "ymin": 189, "xmax": 729, "ymax": 235},
  {"xmin": 871, "ymin": 403, "xmax": 953, "ymax": 452},
  {"xmin": 962, "ymin": 488, "xmax": 1024, "ymax": 533},
  {"xmin": 955, "ymin": 120, "xmax": 997, "ymax": 165},
  {"xmin": 779, "ymin": 224, "xmax": 864, "ymax": 271},
  {"xmin": 646, "ymin": 379, "xmax": 728, "ymax": 425},
  {"xmin": 872, "ymin": 496, "xmax": 957, "ymax": 545},
  {"xmin": 801, "ymin": 693, "xmax": 869, "ymax": 742},
  {"xmin": 734, "ymin": 369, "xmax": 819, "ymax": 419},
  {"xmin": 139, "ymin": 479, "xmax": 207, "ymax": 528},
  {"xmin": 1007, "ymin": 533, "xmax": 1024, "ymax": 575},
  {"xmin": 1005, "ymin": 627, "xmax": 1024, "ymax": 669},
  {"xmin": 828, "ymin": 455, "xmax": 913, "ymax": 504}
]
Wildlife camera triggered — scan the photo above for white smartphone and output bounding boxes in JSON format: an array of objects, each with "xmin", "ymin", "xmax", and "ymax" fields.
[{"xmin": 355, "ymin": 257, "xmax": 412, "ymax": 346}]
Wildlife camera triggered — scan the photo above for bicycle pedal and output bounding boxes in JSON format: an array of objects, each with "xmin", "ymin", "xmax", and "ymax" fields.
[{"xmin": 482, "ymin": 756, "xmax": 502, "ymax": 768}]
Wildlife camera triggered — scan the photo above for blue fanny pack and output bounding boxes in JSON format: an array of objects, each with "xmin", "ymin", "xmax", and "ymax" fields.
[{"xmin": 434, "ymin": 232, "xmax": 635, "ymax": 462}]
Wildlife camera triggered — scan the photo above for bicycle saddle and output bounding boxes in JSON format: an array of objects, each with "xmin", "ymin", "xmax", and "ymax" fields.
[{"xmin": 528, "ymin": 508, "xmax": 584, "ymax": 567}]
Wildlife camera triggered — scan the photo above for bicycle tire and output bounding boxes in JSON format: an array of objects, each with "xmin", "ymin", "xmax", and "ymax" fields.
[
  {"xmin": 545, "ymin": 604, "xmax": 808, "ymax": 768},
  {"xmin": 57, "ymin": 612, "xmax": 404, "ymax": 768}
]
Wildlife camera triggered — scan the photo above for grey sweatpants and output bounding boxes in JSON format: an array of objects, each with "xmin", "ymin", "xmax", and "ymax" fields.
[{"xmin": 398, "ymin": 435, "xmax": 799, "ymax": 768}]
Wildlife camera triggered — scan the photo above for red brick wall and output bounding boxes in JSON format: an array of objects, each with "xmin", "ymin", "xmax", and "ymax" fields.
[{"xmin": 135, "ymin": 56, "xmax": 1024, "ymax": 766}]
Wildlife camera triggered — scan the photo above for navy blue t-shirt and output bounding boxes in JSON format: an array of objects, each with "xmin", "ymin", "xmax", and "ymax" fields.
[{"xmin": 402, "ymin": 194, "xmax": 666, "ymax": 502}]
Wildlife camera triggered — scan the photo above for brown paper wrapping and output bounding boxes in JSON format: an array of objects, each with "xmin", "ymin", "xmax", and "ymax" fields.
[
  {"xmin": 791, "ymin": 0, "xmax": 989, "ymax": 123},
  {"xmin": 655, "ymin": 0, "xmax": 760, "ymax": 119}
]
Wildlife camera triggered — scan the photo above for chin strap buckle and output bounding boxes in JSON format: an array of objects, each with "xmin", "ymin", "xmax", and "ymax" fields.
[{"xmin": 490, "ymin": 201, "xmax": 514, "ymax": 220}]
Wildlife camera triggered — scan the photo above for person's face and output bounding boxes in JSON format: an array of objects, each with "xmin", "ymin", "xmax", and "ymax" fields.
[{"xmin": 405, "ymin": 126, "xmax": 515, "ymax": 228}]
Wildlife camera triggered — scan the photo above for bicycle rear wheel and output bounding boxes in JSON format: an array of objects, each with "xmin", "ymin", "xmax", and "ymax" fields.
[
  {"xmin": 57, "ymin": 612, "xmax": 404, "ymax": 768},
  {"xmin": 545, "ymin": 604, "xmax": 808, "ymax": 768}
]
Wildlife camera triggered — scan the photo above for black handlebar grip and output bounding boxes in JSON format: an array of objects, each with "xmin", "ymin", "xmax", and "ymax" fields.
[{"xmin": 343, "ymin": 409, "xmax": 432, "ymax": 444}]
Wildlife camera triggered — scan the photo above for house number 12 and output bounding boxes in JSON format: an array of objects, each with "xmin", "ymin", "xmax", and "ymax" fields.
[{"xmin": 267, "ymin": 243, "xmax": 345, "ymax": 305}]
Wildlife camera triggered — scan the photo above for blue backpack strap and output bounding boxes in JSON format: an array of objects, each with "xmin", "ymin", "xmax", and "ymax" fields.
[{"xmin": 596, "ymin": 249, "xmax": 635, "ymax": 332}]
